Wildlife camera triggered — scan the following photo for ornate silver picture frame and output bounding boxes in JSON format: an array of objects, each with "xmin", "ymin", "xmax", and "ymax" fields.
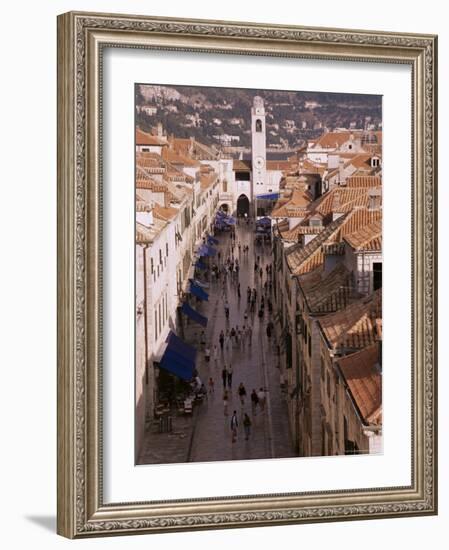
[{"xmin": 57, "ymin": 11, "xmax": 437, "ymax": 538}]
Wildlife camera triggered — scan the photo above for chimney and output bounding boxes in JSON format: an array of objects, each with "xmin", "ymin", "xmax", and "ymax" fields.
[
  {"xmin": 333, "ymin": 189, "xmax": 341, "ymax": 211},
  {"xmin": 368, "ymin": 188, "xmax": 382, "ymax": 210}
]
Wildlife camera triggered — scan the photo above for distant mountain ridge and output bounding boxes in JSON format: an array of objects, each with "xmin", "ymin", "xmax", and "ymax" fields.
[{"xmin": 136, "ymin": 84, "xmax": 382, "ymax": 150}]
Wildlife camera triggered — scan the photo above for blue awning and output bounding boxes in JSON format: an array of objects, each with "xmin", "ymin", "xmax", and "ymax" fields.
[
  {"xmin": 181, "ymin": 303, "xmax": 208, "ymax": 327},
  {"xmin": 198, "ymin": 244, "xmax": 217, "ymax": 257},
  {"xmin": 198, "ymin": 244, "xmax": 209, "ymax": 256},
  {"xmin": 256, "ymin": 216, "xmax": 272, "ymax": 226},
  {"xmin": 207, "ymin": 235, "xmax": 219, "ymax": 245},
  {"xmin": 159, "ymin": 350, "xmax": 194, "ymax": 381},
  {"xmin": 189, "ymin": 282, "xmax": 209, "ymax": 301},
  {"xmin": 256, "ymin": 192, "xmax": 280, "ymax": 200},
  {"xmin": 189, "ymin": 278, "xmax": 209, "ymax": 289},
  {"xmin": 166, "ymin": 331, "xmax": 197, "ymax": 362},
  {"xmin": 194, "ymin": 260, "xmax": 207, "ymax": 270}
]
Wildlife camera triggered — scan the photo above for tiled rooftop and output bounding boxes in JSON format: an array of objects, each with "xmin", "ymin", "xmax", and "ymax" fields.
[
  {"xmin": 344, "ymin": 220, "xmax": 382, "ymax": 251},
  {"xmin": 318, "ymin": 289, "xmax": 382, "ymax": 351},
  {"xmin": 336, "ymin": 344, "xmax": 382, "ymax": 425},
  {"xmin": 298, "ymin": 262, "xmax": 353, "ymax": 314}
]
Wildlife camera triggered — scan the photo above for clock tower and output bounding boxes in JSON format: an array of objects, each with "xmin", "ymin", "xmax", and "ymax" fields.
[{"xmin": 251, "ymin": 96, "xmax": 267, "ymax": 214}]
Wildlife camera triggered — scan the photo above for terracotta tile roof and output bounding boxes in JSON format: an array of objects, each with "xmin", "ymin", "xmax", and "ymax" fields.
[
  {"xmin": 318, "ymin": 290, "xmax": 382, "ymax": 351},
  {"xmin": 233, "ymin": 159, "xmax": 252, "ymax": 171},
  {"xmin": 136, "ymin": 219, "xmax": 166, "ymax": 243},
  {"xmin": 272, "ymin": 189, "xmax": 313, "ymax": 217},
  {"xmin": 344, "ymin": 220, "xmax": 382, "ymax": 251},
  {"xmin": 200, "ymin": 172, "xmax": 218, "ymax": 191},
  {"xmin": 136, "ymin": 128, "xmax": 168, "ymax": 147},
  {"xmin": 170, "ymin": 137, "xmax": 191, "ymax": 155},
  {"xmin": 284, "ymin": 207, "xmax": 382, "ymax": 275},
  {"xmin": 301, "ymin": 158, "xmax": 327, "ymax": 175},
  {"xmin": 161, "ymin": 147, "xmax": 200, "ymax": 167},
  {"xmin": 271, "ymin": 199, "xmax": 289, "ymax": 217},
  {"xmin": 136, "ymin": 200, "xmax": 152, "ymax": 212},
  {"xmin": 337, "ymin": 208, "xmax": 382, "ymax": 240},
  {"xmin": 266, "ymin": 160, "xmax": 294, "ymax": 171},
  {"xmin": 166, "ymin": 181, "xmax": 191, "ymax": 202},
  {"xmin": 135, "ymin": 178, "xmax": 168, "ymax": 193},
  {"xmin": 346, "ymin": 154, "xmax": 375, "ymax": 172},
  {"xmin": 136, "ymin": 158, "xmax": 166, "ymax": 175},
  {"xmin": 298, "ymin": 262, "xmax": 353, "ymax": 314},
  {"xmin": 312, "ymin": 187, "xmax": 382, "ymax": 218},
  {"xmin": 312, "ymin": 131, "xmax": 353, "ymax": 149},
  {"xmin": 286, "ymin": 214, "xmax": 349, "ymax": 274},
  {"xmin": 153, "ymin": 204, "xmax": 179, "ymax": 221},
  {"xmin": 281, "ymin": 224, "xmax": 324, "ymax": 241},
  {"xmin": 346, "ymin": 175, "xmax": 382, "ymax": 188},
  {"xmin": 336, "ymin": 344, "xmax": 382, "ymax": 425}
]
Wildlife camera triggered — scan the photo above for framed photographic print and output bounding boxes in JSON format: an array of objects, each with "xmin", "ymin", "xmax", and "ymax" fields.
[{"xmin": 57, "ymin": 11, "xmax": 438, "ymax": 538}]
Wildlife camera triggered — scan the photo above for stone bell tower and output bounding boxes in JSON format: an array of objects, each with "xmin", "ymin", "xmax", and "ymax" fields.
[{"xmin": 251, "ymin": 96, "xmax": 267, "ymax": 214}]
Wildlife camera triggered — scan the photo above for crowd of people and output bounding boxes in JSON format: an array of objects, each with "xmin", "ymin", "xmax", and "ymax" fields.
[{"xmin": 192, "ymin": 218, "xmax": 277, "ymax": 446}]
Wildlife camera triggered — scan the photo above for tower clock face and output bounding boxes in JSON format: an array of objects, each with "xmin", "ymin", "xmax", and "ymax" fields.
[{"xmin": 254, "ymin": 156, "xmax": 265, "ymax": 169}]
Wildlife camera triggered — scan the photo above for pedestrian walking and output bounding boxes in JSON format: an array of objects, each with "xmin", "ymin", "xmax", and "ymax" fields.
[
  {"xmin": 219, "ymin": 330, "xmax": 224, "ymax": 351},
  {"xmin": 244, "ymin": 309, "xmax": 248, "ymax": 323},
  {"xmin": 251, "ymin": 389, "xmax": 259, "ymax": 415},
  {"xmin": 230, "ymin": 410, "xmax": 238, "ymax": 442},
  {"xmin": 213, "ymin": 344, "xmax": 219, "ymax": 365},
  {"xmin": 247, "ymin": 325, "xmax": 252, "ymax": 346},
  {"xmin": 243, "ymin": 413, "xmax": 252, "ymax": 440},
  {"xmin": 237, "ymin": 283, "xmax": 241, "ymax": 299},
  {"xmin": 223, "ymin": 389, "xmax": 229, "ymax": 416},
  {"xmin": 204, "ymin": 346, "xmax": 211, "ymax": 362},
  {"xmin": 238, "ymin": 382, "xmax": 247, "ymax": 406},
  {"xmin": 227, "ymin": 365, "xmax": 233, "ymax": 387},
  {"xmin": 257, "ymin": 387, "xmax": 266, "ymax": 411},
  {"xmin": 241, "ymin": 325, "xmax": 247, "ymax": 347},
  {"xmin": 222, "ymin": 366, "xmax": 228, "ymax": 388},
  {"xmin": 200, "ymin": 330, "xmax": 206, "ymax": 349},
  {"xmin": 208, "ymin": 377, "xmax": 215, "ymax": 394}
]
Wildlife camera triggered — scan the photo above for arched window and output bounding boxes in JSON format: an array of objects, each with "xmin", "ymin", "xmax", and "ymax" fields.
[{"xmin": 256, "ymin": 119, "xmax": 262, "ymax": 132}]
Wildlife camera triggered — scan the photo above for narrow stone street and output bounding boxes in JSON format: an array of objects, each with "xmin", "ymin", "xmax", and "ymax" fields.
[
  {"xmin": 187, "ymin": 220, "xmax": 294, "ymax": 462},
  {"xmin": 138, "ymin": 220, "xmax": 295, "ymax": 465}
]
